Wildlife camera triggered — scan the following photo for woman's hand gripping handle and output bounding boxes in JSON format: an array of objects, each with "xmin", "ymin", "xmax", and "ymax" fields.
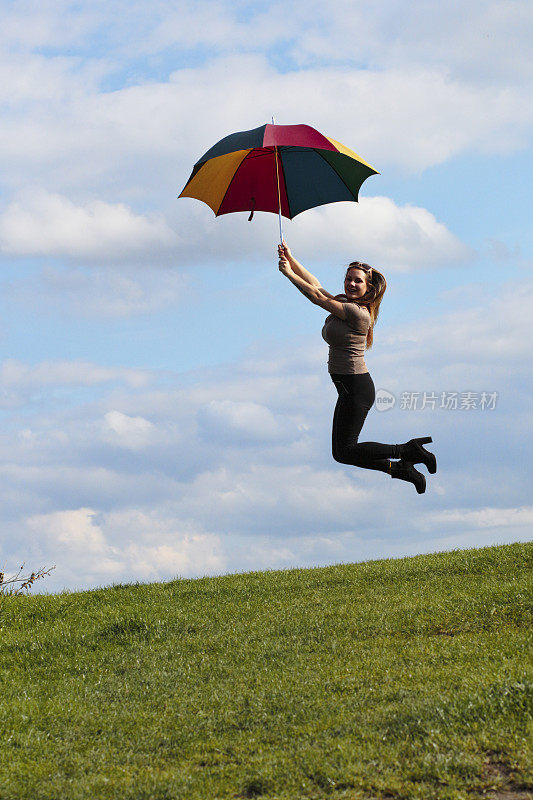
[{"xmin": 278, "ymin": 241, "xmax": 292, "ymax": 277}]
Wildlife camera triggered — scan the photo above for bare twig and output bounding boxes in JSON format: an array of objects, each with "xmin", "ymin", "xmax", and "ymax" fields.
[{"xmin": 0, "ymin": 564, "xmax": 56, "ymax": 596}]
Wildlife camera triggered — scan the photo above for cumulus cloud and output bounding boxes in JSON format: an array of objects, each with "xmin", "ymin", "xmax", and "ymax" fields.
[
  {"xmin": 104, "ymin": 410, "xmax": 156, "ymax": 450},
  {"xmin": 286, "ymin": 0, "xmax": 533, "ymax": 84},
  {"xmin": 372, "ymin": 280, "xmax": 533, "ymax": 389},
  {"xmin": 0, "ymin": 359, "xmax": 150, "ymax": 392},
  {"xmin": 0, "ymin": 52, "xmax": 531, "ymax": 206},
  {"xmin": 0, "ymin": 1, "xmax": 97, "ymax": 52},
  {"xmin": 0, "ymin": 190, "xmax": 179, "ymax": 262},
  {"xmin": 0, "ymin": 1, "xmax": 530, "ymax": 592},
  {"xmin": 29, "ymin": 507, "xmax": 108, "ymax": 553},
  {"xmin": 0, "ymin": 359, "xmax": 152, "ymax": 410},
  {"xmin": 25, "ymin": 507, "xmax": 225, "ymax": 588},
  {"xmin": 10, "ymin": 265, "xmax": 185, "ymax": 318},
  {"xmin": 111, "ymin": 57, "xmax": 533, "ymax": 171},
  {"xmin": 0, "ymin": 276, "xmax": 530, "ymax": 590},
  {"xmin": 197, "ymin": 400, "xmax": 293, "ymax": 445},
  {"xmin": 3, "ymin": 0, "xmax": 531, "ymax": 88},
  {"xmin": 420, "ymin": 506, "xmax": 533, "ymax": 531},
  {"xmin": 172, "ymin": 463, "xmax": 380, "ymax": 537},
  {"xmin": 166, "ymin": 192, "xmax": 471, "ymax": 276},
  {"xmin": 0, "ymin": 166, "xmax": 473, "ymax": 283},
  {"xmin": 0, "ymin": 10, "xmax": 529, "ymax": 291},
  {"xmin": 288, "ymin": 197, "xmax": 472, "ymax": 271}
]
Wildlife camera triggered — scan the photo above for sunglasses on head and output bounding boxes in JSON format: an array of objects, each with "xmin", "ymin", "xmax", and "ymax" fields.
[{"xmin": 348, "ymin": 262, "xmax": 372, "ymax": 272}]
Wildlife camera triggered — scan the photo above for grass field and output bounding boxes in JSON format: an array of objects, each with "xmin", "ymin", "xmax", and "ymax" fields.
[{"xmin": 1, "ymin": 542, "xmax": 531, "ymax": 800}]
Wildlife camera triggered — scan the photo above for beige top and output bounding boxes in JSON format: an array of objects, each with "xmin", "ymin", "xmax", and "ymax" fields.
[{"xmin": 321, "ymin": 295, "xmax": 371, "ymax": 374}]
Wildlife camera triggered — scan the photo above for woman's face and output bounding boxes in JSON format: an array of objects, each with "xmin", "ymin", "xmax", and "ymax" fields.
[{"xmin": 344, "ymin": 267, "xmax": 368, "ymax": 301}]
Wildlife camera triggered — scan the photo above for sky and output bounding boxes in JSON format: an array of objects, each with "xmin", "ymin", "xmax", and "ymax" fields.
[{"xmin": 0, "ymin": 0, "xmax": 532, "ymax": 593}]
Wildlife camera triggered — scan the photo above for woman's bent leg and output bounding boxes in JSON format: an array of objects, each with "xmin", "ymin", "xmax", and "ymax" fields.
[{"xmin": 331, "ymin": 373, "xmax": 399, "ymax": 473}]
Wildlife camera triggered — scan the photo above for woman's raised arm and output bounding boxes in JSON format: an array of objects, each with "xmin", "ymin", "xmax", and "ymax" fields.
[
  {"xmin": 278, "ymin": 245, "xmax": 346, "ymax": 319},
  {"xmin": 278, "ymin": 243, "xmax": 335, "ymax": 300}
]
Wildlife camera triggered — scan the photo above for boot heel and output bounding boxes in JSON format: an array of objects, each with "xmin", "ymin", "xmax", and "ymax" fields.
[
  {"xmin": 399, "ymin": 437, "xmax": 437, "ymax": 474},
  {"xmin": 390, "ymin": 460, "xmax": 426, "ymax": 494}
]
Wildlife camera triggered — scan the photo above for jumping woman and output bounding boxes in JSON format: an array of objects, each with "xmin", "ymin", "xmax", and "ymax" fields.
[{"xmin": 277, "ymin": 242, "xmax": 436, "ymax": 494}]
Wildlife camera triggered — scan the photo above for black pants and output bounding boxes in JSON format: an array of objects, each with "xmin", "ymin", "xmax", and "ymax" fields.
[{"xmin": 331, "ymin": 373, "xmax": 400, "ymax": 473}]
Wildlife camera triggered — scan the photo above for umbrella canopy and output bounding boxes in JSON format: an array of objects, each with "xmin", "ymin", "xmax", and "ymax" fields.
[{"xmin": 179, "ymin": 123, "xmax": 378, "ymax": 221}]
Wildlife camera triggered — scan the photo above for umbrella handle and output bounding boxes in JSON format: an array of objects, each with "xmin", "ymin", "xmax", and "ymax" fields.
[{"xmin": 274, "ymin": 144, "xmax": 284, "ymax": 245}]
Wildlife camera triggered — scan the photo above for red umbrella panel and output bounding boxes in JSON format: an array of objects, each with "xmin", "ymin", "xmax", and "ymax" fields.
[{"xmin": 179, "ymin": 123, "xmax": 378, "ymax": 221}]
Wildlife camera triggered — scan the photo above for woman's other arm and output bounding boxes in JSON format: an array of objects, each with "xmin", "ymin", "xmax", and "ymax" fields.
[{"xmin": 278, "ymin": 242, "xmax": 335, "ymax": 300}]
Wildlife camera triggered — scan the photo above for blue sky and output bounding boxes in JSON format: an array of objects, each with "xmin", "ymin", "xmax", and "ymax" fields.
[{"xmin": 0, "ymin": 0, "xmax": 531, "ymax": 591}]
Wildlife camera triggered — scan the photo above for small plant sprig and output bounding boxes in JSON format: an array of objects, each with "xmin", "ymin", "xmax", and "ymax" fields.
[{"xmin": 0, "ymin": 564, "xmax": 55, "ymax": 596}]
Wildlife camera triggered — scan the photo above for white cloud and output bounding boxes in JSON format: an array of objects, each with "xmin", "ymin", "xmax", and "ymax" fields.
[
  {"xmin": 0, "ymin": 189, "xmax": 472, "ymax": 282},
  {"xmin": 28, "ymin": 507, "xmax": 107, "ymax": 552},
  {"xmin": 24, "ymin": 506, "xmax": 225, "ymax": 588},
  {"xmin": 0, "ymin": 2, "xmax": 529, "ymax": 211},
  {"xmin": 0, "ymin": 1, "xmax": 531, "ymax": 591},
  {"xmin": 173, "ymin": 463, "xmax": 379, "ymax": 537},
  {"xmin": 0, "ymin": 51, "xmax": 105, "ymax": 105},
  {"xmin": 372, "ymin": 281, "xmax": 533, "ymax": 389},
  {"xmin": 0, "ymin": 190, "xmax": 179, "ymax": 262},
  {"xmin": 13, "ymin": 266, "xmax": 185, "ymax": 318},
  {"xmin": 0, "ymin": 359, "xmax": 150, "ymax": 392},
  {"xmin": 197, "ymin": 400, "xmax": 291, "ymax": 444},
  {"xmin": 158, "ymin": 192, "xmax": 471, "ymax": 276},
  {"xmin": 0, "ymin": 1, "xmax": 97, "ymax": 52},
  {"xmin": 104, "ymin": 410, "xmax": 156, "ymax": 450},
  {"xmin": 0, "ymin": 315, "xmax": 529, "ymax": 590},
  {"xmin": 165, "ymin": 57, "xmax": 533, "ymax": 170},
  {"xmin": 105, "ymin": 507, "xmax": 225, "ymax": 577},
  {"xmin": 124, "ymin": 539, "xmax": 224, "ymax": 580},
  {"xmin": 0, "ymin": 52, "xmax": 531, "ymax": 206},
  {"xmin": 420, "ymin": 505, "xmax": 533, "ymax": 530},
  {"xmin": 4, "ymin": 1, "xmax": 530, "ymax": 89},
  {"xmin": 288, "ymin": 197, "xmax": 472, "ymax": 271},
  {"xmin": 288, "ymin": 0, "xmax": 533, "ymax": 83}
]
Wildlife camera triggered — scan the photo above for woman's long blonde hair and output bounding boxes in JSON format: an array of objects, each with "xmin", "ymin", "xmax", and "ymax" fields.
[{"xmin": 345, "ymin": 261, "xmax": 387, "ymax": 349}]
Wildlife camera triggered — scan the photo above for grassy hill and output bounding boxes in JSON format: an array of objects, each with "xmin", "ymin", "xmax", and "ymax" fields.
[{"xmin": 0, "ymin": 542, "xmax": 531, "ymax": 800}]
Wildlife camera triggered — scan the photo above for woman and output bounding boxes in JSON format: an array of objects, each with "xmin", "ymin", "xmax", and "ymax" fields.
[{"xmin": 277, "ymin": 242, "xmax": 436, "ymax": 493}]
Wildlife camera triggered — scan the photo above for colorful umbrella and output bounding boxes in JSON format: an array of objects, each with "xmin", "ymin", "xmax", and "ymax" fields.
[{"xmin": 178, "ymin": 122, "xmax": 378, "ymax": 241}]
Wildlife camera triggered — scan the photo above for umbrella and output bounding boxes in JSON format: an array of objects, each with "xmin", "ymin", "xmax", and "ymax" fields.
[{"xmin": 178, "ymin": 122, "xmax": 378, "ymax": 241}]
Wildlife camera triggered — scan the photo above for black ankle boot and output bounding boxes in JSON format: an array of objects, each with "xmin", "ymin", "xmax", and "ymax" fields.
[
  {"xmin": 390, "ymin": 460, "xmax": 426, "ymax": 494},
  {"xmin": 399, "ymin": 436, "xmax": 436, "ymax": 474}
]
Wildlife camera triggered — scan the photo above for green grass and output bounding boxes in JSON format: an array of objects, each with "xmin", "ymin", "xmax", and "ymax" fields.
[{"xmin": 1, "ymin": 543, "xmax": 531, "ymax": 800}]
